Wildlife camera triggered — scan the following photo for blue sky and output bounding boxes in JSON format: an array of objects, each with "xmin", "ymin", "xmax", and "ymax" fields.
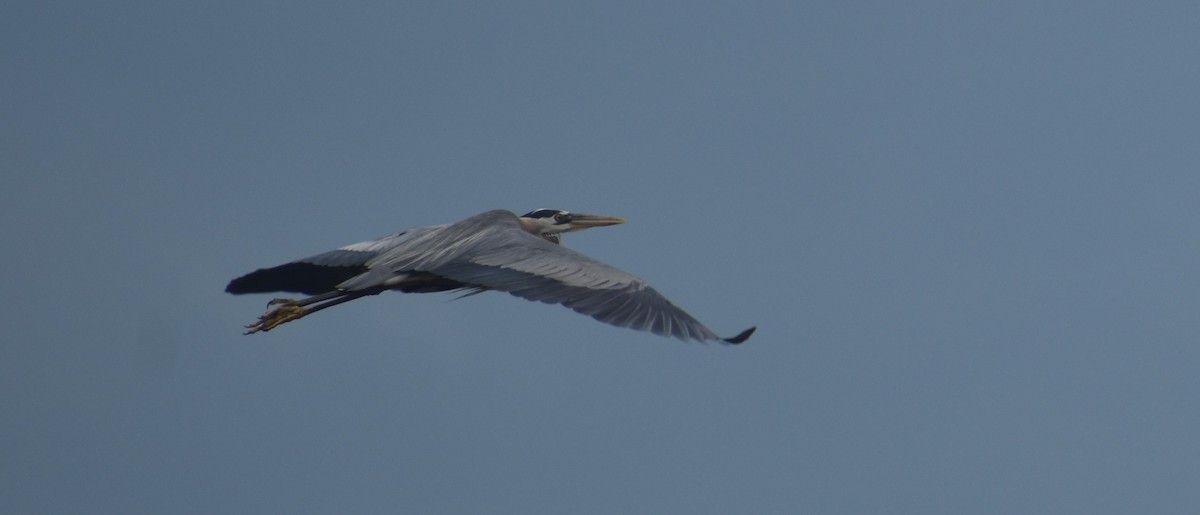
[{"xmin": 3, "ymin": 1, "xmax": 1198, "ymax": 513}]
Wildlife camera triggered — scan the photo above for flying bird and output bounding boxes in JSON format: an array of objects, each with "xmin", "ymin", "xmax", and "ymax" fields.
[{"xmin": 226, "ymin": 209, "xmax": 755, "ymax": 344}]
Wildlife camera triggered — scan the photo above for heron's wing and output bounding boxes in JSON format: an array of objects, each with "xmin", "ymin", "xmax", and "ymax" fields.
[
  {"xmin": 225, "ymin": 227, "xmax": 445, "ymax": 295},
  {"xmin": 302, "ymin": 225, "xmax": 449, "ymax": 267},
  {"xmin": 397, "ymin": 212, "xmax": 748, "ymax": 343}
]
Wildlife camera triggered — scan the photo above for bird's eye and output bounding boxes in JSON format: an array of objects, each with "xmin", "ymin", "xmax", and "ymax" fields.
[{"xmin": 553, "ymin": 213, "xmax": 568, "ymax": 223}]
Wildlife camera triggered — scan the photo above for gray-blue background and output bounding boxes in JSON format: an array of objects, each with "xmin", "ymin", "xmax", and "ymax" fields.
[{"xmin": 4, "ymin": 1, "xmax": 1197, "ymax": 513}]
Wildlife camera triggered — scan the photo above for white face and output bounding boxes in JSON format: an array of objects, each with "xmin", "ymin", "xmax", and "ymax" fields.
[
  {"xmin": 538, "ymin": 213, "xmax": 574, "ymax": 234},
  {"xmin": 519, "ymin": 209, "xmax": 624, "ymax": 236},
  {"xmin": 521, "ymin": 209, "xmax": 573, "ymax": 234}
]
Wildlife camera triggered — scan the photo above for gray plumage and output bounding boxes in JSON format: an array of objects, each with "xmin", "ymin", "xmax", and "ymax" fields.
[{"xmin": 227, "ymin": 209, "xmax": 755, "ymax": 344}]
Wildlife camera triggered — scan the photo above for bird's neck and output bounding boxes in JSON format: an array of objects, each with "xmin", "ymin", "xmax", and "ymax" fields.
[{"xmin": 518, "ymin": 218, "xmax": 563, "ymax": 244}]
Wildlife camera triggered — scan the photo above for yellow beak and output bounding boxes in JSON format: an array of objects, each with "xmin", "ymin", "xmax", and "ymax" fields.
[{"xmin": 567, "ymin": 213, "xmax": 626, "ymax": 230}]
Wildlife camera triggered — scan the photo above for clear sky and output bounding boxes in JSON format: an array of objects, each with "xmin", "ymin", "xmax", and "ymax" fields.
[{"xmin": 3, "ymin": 1, "xmax": 1198, "ymax": 513}]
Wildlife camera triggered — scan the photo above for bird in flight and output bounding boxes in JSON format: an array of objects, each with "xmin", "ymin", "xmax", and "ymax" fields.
[{"xmin": 226, "ymin": 209, "xmax": 755, "ymax": 344}]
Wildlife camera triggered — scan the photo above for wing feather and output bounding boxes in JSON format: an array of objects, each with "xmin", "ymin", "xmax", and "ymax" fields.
[
  {"xmin": 406, "ymin": 214, "xmax": 731, "ymax": 342},
  {"xmin": 226, "ymin": 228, "xmax": 438, "ymax": 294}
]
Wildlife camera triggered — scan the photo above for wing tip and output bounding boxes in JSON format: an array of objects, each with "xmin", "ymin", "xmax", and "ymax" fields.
[
  {"xmin": 224, "ymin": 263, "xmax": 368, "ymax": 296},
  {"xmin": 722, "ymin": 326, "xmax": 756, "ymax": 345},
  {"xmin": 225, "ymin": 274, "xmax": 253, "ymax": 294}
]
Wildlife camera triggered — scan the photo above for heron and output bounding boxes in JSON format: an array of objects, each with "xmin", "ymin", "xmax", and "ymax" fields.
[{"xmin": 226, "ymin": 209, "xmax": 756, "ymax": 344}]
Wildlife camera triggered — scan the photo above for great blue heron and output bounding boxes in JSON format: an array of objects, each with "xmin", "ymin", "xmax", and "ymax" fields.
[{"xmin": 226, "ymin": 209, "xmax": 755, "ymax": 344}]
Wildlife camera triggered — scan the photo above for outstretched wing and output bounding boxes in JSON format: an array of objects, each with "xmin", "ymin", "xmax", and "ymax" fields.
[
  {"xmin": 364, "ymin": 210, "xmax": 753, "ymax": 343},
  {"xmin": 224, "ymin": 226, "xmax": 446, "ymax": 295}
]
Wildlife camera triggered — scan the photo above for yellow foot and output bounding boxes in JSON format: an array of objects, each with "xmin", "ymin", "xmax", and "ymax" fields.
[{"xmin": 244, "ymin": 301, "xmax": 308, "ymax": 334}]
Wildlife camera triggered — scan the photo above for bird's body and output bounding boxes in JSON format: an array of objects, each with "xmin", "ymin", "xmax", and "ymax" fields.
[{"xmin": 227, "ymin": 209, "xmax": 755, "ymax": 344}]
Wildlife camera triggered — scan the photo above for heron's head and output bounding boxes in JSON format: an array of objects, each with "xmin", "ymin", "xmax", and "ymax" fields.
[{"xmin": 519, "ymin": 209, "xmax": 625, "ymax": 243}]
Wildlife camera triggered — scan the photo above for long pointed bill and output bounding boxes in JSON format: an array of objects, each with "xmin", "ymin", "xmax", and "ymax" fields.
[{"xmin": 567, "ymin": 213, "xmax": 626, "ymax": 230}]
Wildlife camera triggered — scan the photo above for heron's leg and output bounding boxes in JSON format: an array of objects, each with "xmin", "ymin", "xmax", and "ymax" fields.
[
  {"xmin": 244, "ymin": 302, "xmax": 308, "ymax": 334},
  {"xmin": 243, "ymin": 290, "xmax": 376, "ymax": 335},
  {"xmin": 267, "ymin": 290, "xmax": 344, "ymax": 308}
]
